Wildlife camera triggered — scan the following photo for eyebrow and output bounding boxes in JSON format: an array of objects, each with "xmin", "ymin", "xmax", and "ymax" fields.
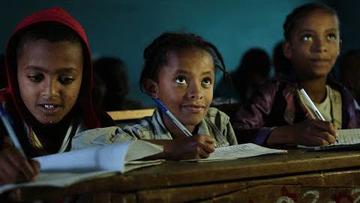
[
  {"xmin": 174, "ymin": 69, "xmax": 214, "ymax": 78},
  {"xmin": 299, "ymin": 28, "xmax": 339, "ymax": 33},
  {"xmin": 201, "ymin": 71, "xmax": 215, "ymax": 76},
  {"xmin": 25, "ymin": 66, "xmax": 80, "ymax": 74}
]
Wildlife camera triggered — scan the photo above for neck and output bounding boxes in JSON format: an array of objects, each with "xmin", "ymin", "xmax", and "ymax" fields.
[
  {"xmin": 299, "ymin": 77, "xmax": 327, "ymax": 103},
  {"xmin": 30, "ymin": 113, "xmax": 74, "ymax": 153}
]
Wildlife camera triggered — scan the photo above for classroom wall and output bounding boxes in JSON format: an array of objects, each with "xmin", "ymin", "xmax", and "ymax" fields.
[
  {"xmin": 327, "ymin": 0, "xmax": 360, "ymax": 53},
  {"xmin": 3, "ymin": 0, "xmax": 352, "ymax": 107}
]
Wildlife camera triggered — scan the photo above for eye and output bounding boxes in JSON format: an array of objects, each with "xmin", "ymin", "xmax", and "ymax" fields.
[
  {"xmin": 27, "ymin": 73, "xmax": 44, "ymax": 83},
  {"xmin": 301, "ymin": 34, "xmax": 313, "ymax": 42},
  {"xmin": 59, "ymin": 74, "xmax": 75, "ymax": 85},
  {"xmin": 202, "ymin": 77, "xmax": 213, "ymax": 88},
  {"xmin": 327, "ymin": 33, "xmax": 338, "ymax": 41},
  {"xmin": 175, "ymin": 75, "xmax": 187, "ymax": 85}
]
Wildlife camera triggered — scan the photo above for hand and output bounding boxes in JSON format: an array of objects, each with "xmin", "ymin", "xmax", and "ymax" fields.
[
  {"xmin": 0, "ymin": 147, "xmax": 40, "ymax": 185},
  {"xmin": 269, "ymin": 119, "xmax": 336, "ymax": 146},
  {"xmin": 166, "ymin": 135, "xmax": 215, "ymax": 160}
]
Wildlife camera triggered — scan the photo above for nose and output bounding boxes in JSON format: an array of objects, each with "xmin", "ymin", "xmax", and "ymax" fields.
[
  {"xmin": 42, "ymin": 78, "xmax": 61, "ymax": 97},
  {"xmin": 312, "ymin": 37, "xmax": 328, "ymax": 53},
  {"xmin": 187, "ymin": 81, "xmax": 204, "ymax": 100}
]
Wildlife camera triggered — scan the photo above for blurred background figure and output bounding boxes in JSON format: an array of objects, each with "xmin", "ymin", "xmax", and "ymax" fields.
[
  {"xmin": 214, "ymin": 48, "xmax": 271, "ymax": 105},
  {"xmin": 338, "ymin": 49, "xmax": 360, "ymax": 103},
  {"xmin": 272, "ymin": 41, "xmax": 291, "ymax": 79},
  {"xmin": 0, "ymin": 54, "xmax": 5, "ymax": 89},
  {"xmin": 93, "ymin": 57, "xmax": 142, "ymax": 111}
]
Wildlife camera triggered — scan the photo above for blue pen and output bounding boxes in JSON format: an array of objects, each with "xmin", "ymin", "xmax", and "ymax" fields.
[
  {"xmin": 0, "ymin": 105, "xmax": 26, "ymax": 157},
  {"xmin": 153, "ymin": 98, "xmax": 193, "ymax": 137}
]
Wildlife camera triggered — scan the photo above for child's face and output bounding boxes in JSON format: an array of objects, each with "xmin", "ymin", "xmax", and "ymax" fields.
[
  {"xmin": 17, "ymin": 39, "xmax": 83, "ymax": 125},
  {"xmin": 284, "ymin": 9, "xmax": 340, "ymax": 80},
  {"xmin": 152, "ymin": 48, "xmax": 215, "ymax": 129}
]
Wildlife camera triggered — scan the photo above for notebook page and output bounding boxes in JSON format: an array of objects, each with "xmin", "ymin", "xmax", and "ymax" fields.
[
  {"xmin": 335, "ymin": 129, "xmax": 360, "ymax": 145},
  {"xmin": 185, "ymin": 143, "xmax": 287, "ymax": 162},
  {"xmin": 298, "ymin": 129, "xmax": 360, "ymax": 150}
]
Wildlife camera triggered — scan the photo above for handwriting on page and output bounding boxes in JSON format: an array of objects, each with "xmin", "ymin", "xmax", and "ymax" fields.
[
  {"xmin": 195, "ymin": 143, "xmax": 287, "ymax": 162},
  {"xmin": 335, "ymin": 129, "xmax": 360, "ymax": 145}
]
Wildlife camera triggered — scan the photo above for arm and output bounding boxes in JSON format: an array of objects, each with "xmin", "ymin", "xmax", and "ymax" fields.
[
  {"xmin": 72, "ymin": 126, "xmax": 215, "ymax": 160},
  {"xmin": 233, "ymin": 81, "xmax": 337, "ymax": 146},
  {"xmin": 71, "ymin": 126, "xmax": 136, "ymax": 150},
  {"xmin": 232, "ymin": 81, "xmax": 280, "ymax": 145},
  {"xmin": 145, "ymin": 135, "xmax": 215, "ymax": 160},
  {"xmin": 267, "ymin": 120, "xmax": 336, "ymax": 146}
]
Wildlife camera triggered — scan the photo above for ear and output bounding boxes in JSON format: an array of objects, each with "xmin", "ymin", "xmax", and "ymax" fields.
[
  {"xmin": 283, "ymin": 41, "xmax": 292, "ymax": 60},
  {"xmin": 143, "ymin": 79, "xmax": 159, "ymax": 98}
]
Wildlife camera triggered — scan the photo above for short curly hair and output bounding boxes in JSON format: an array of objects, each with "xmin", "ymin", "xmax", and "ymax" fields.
[{"xmin": 140, "ymin": 32, "xmax": 227, "ymax": 92}]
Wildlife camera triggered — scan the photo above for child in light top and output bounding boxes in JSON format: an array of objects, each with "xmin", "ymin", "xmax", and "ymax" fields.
[
  {"xmin": 73, "ymin": 32, "xmax": 237, "ymax": 160},
  {"xmin": 233, "ymin": 3, "xmax": 360, "ymax": 147}
]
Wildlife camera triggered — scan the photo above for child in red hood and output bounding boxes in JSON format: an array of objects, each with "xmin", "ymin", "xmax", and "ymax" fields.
[{"xmin": 0, "ymin": 7, "xmax": 113, "ymax": 185}]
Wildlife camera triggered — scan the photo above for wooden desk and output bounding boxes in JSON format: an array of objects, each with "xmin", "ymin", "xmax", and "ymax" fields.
[
  {"xmin": 7, "ymin": 150, "xmax": 360, "ymax": 202},
  {"xmin": 107, "ymin": 109, "xmax": 154, "ymax": 121}
]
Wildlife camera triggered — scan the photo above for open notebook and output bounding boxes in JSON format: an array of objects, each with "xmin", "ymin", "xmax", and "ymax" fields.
[
  {"xmin": 0, "ymin": 140, "xmax": 163, "ymax": 194},
  {"xmin": 299, "ymin": 128, "xmax": 360, "ymax": 151},
  {"xmin": 184, "ymin": 143, "xmax": 287, "ymax": 162}
]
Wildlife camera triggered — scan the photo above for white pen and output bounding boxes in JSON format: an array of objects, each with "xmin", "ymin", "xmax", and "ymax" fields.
[
  {"xmin": 0, "ymin": 105, "xmax": 26, "ymax": 157},
  {"xmin": 299, "ymin": 88, "xmax": 340, "ymax": 143},
  {"xmin": 153, "ymin": 98, "xmax": 192, "ymax": 137},
  {"xmin": 299, "ymin": 88, "xmax": 326, "ymax": 121}
]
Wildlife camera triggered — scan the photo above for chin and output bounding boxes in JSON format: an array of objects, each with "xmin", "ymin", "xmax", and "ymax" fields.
[
  {"xmin": 37, "ymin": 117, "xmax": 62, "ymax": 125},
  {"xmin": 183, "ymin": 118, "xmax": 203, "ymax": 126}
]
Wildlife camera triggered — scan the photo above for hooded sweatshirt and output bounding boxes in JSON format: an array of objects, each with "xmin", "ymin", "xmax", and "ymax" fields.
[{"xmin": 0, "ymin": 7, "xmax": 113, "ymax": 157}]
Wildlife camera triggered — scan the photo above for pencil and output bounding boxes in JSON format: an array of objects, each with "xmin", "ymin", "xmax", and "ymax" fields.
[
  {"xmin": 153, "ymin": 98, "xmax": 193, "ymax": 137},
  {"xmin": 0, "ymin": 105, "xmax": 26, "ymax": 157}
]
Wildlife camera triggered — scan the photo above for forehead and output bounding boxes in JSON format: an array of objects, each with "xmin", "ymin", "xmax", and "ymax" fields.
[
  {"xmin": 294, "ymin": 9, "xmax": 339, "ymax": 31},
  {"xmin": 17, "ymin": 39, "xmax": 83, "ymax": 71},
  {"xmin": 164, "ymin": 48, "xmax": 215, "ymax": 72}
]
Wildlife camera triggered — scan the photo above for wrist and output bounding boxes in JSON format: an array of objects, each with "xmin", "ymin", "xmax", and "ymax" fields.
[{"xmin": 267, "ymin": 126, "xmax": 294, "ymax": 145}]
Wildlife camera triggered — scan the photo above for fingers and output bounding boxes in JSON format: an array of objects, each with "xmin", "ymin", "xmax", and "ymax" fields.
[
  {"xmin": 0, "ymin": 148, "xmax": 38, "ymax": 184},
  {"xmin": 192, "ymin": 135, "xmax": 215, "ymax": 158},
  {"xmin": 28, "ymin": 160, "xmax": 40, "ymax": 180},
  {"xmin": 302, "ymin": 134, "xmax": 333, "ymax": 146},
  {"xmin": 0, "ymin": 154, "xmax": 15, "ymax": 183},
  {"xmin": 5, "ymin": 150, "xmax": 36, "ymax": 181},
  {"xmin": 295, "ymin": 120, "xmax": 337, "ymax": 146},
  {"xmin": 6, "ymin": 152, "xmax": 35, "ymax": 181},
  {"xmin": 311, "ymin": 120, "xmax": 336, "ymax": 136},
  {"xmin": 195, "ymin": 147, "xmax": 210, "ymax": 159},
  {"xmin": 198, "ymin": 137, "xmax": 215, "ymax": 153},
  {"xmin": 316, "ymin": 131, "xmax": 337, "ymax": 144}
]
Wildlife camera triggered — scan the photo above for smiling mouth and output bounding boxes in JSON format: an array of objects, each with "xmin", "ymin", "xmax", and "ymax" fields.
[
  {"xmin": 182, "ymin": 105, "xmax": 206, "ymax": 113},
  {"xmin": 38, "ymin": 104, "xmax": 62, "ymax": 113},
  {"xmin": 310, "ymin": 59, "xmax": 331, "ymax": 65}
]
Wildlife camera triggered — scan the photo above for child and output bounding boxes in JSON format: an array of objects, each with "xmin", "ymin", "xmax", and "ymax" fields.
[
  {"xmin": 73, "ymin": 32, "xmax": 238, "ymax": 160},
  {"xmin": 0, "ymin": 7, "xmax": 113, "ymax": 185},
  {"xmin": 233, "ymin": 3, "xmax": 360, "ymax": 147}
]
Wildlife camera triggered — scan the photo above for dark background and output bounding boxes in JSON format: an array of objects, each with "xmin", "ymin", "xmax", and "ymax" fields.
[{"xmin": 0, "ymin": 0, "xmax": 357, "ymax": 106}]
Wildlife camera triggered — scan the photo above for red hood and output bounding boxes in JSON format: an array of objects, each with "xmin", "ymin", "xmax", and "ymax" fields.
[{"xmin": 3, "ymin": 7, "xmax": 100, "ymax": 128}]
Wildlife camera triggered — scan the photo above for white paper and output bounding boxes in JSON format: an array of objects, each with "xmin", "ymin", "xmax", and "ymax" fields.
[
  {"xmin": 298, "ymin": 129, "xmax": 360, "ymax": 150},
  {"xmin": 0, "ymin": 171, "xmax": 115, "ymax": 194},
  {"xmin": 0, "ymin": 140, "xmax": 164, "ymax": 194},
  {"xmin": 34, "ymin": 140, "xmax": 163, "ymax": 173},
  {"xmin": 35, "ymin": 142, "xmax": 130, "ymax": 172},
  {"xmin": 185, "ymin": 143, "xmax": 287, "ymax": 162},
  {"xmin": 335, "ymin": 129, "xmax": 360, "ymax": 144}
]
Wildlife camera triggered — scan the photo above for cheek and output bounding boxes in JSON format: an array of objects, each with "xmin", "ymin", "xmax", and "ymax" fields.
[
  {"xmin": 18, "ymin": 77, "xmax": 35, "ymax": 102},
  {"xmin": 65, "ymin": 82, "xmax": 82, "ymax": 106},
  {"xmin": 205, "ymin": 88, "xmax": 213, "ymax": 106}
]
